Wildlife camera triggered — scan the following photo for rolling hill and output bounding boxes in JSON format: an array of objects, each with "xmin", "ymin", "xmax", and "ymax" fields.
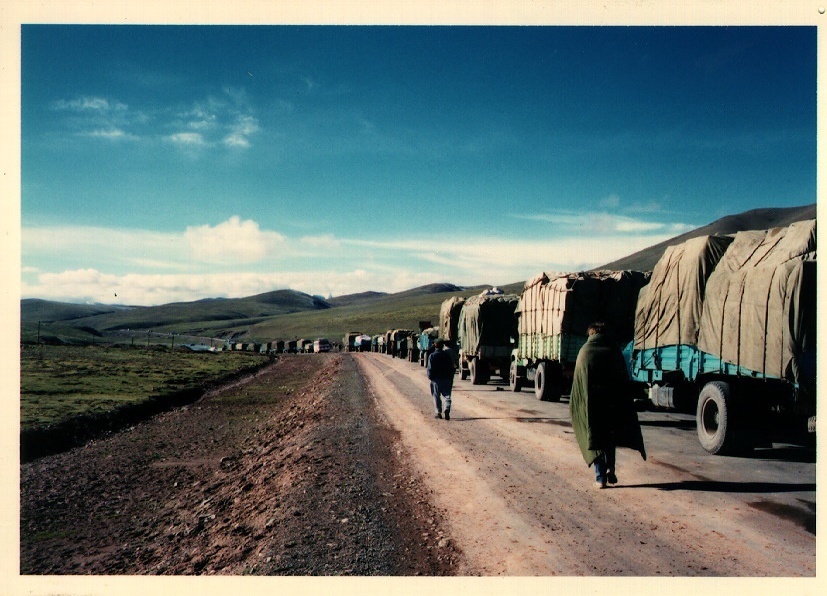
[
  {"xmin": 20, "ymin": 204, "xmax": 816, "ymax": 345},
  {"xmin": 597, "ymin": 204, "xmax": 816, "ymax": 272}
]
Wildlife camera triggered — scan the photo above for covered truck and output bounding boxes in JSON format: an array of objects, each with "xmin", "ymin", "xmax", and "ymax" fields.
[
  {"xmin": 343, "ymin": 332, "xmax": 363, "ymax": 352},
  {"xmin": 438, "ymin": 296, "xmax": 466, "ymax": 364},
  {"xmin": 457, "ymin": 289, "xmax": 519, "ymax": 384},
  {"xmin": 629, "ymin": 220, "xmax": 816, "ymax": 454},
  {"xmin": 417, "ymin": 326, "xmax": 441, "ymax": 367},
  {"xmin": 511, "ymin": 270, "xmax": 649, "ymax": 401}
]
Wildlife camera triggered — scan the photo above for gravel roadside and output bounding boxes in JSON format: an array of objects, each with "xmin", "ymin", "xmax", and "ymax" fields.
[{"xmin": 20, "ymin": 352, "xmax": 463, "ymax": 575}]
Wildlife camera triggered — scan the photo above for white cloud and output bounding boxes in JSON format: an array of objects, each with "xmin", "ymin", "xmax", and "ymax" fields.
[
  {"xmin": 512, "ymin": 210, "xmax": 694, "ymax": 237},
  {"xmin": 222, "ymin": 114, "xmax": 259, "ymax": 148},
  {"xmin": 183, "ymin": 216, "xmax": 285, "ymax": 264},
  {"xmin": 22, "ymin": 217, "xmax": 691, "ymax": 306},
  {"xmin": 52, "ymin": 96, "xmax": 127, "ymax": 112},
  {"xmin": 167, "ymin": 132, "xmax": 206, "ymax": 146},
  {"xmin": 599, "ymin": 194, "xmax": 621, "ymax": 209}
]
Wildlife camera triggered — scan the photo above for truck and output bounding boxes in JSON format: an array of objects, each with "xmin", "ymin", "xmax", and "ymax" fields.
[
  {"xmin": 457, "ymin": 289, "xmax": 519, "ymax": 384},
  {"xmin": 438, "ymin": 296, "xmax": 466, "ymax": 366},
  {"xmin": 417, "ymin": 327, "xmax": 441, "ymax": 367},
  {"xmin": 390, "ymin": 329, "xmax": 415, "ymax": 359},
  {"xmin": 343, "ymin": 332, "xmax": 363, "ymax": 352},
  {"xmin": 628, "ymin": 220, "xmax": 816, "ymax": 455},
  {"xmin": 509, "ymin": 270, "xmax": 649, "ymax": 401},
  {"xmin": 314, "ymin": 338, "xmax": 332, "ymax": 353},
  {"xmin": 406, "ymin": 321, "xmax": 432, "ymax": 364},
  {"xmin": 285, "ymin": 339, "xmax": 298, "ymax": 354}
]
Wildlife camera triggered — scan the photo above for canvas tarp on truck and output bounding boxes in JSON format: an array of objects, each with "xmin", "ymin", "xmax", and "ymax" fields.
[
  {"xmin": 439, "ymin": 296, "xmax": 466, "ymax": 342},
  {"xmin": 697, "ymin": 219, "xmax": 816, "ymax": 384},
  {"xmin": 633, "ymin": 235, "xmax": 734, "ymax": 350},
  {"xmin": 458, "ymin": 292, "xmax": 519, "ymax": 358},
  {"xmin": 518, "ymin": 270, "xmax": 650, "ymax": 362}
]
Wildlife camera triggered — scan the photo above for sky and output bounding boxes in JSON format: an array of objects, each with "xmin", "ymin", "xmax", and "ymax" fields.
[{"xmin": 19, "ymin": 24, "xmax": 817, "ymax": 306}]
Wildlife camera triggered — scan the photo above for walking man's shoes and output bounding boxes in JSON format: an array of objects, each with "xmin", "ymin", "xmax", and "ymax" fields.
[
  {"xmin": 435, "ymin": 413, "xmax": 442, "ymax": 419},
  {"xmin": 607, "ymin": 472, "xmax": 618, "ymax": 485},
  {"xmin": 594, "ymin": 480, "xmax": 607, "ymax": 490},
  {"xmin": 444, "ymin": 410, "xmax": 450, "ymax": 421}
]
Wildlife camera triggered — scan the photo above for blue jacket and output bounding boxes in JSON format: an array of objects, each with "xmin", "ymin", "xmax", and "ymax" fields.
[{"xmin": 427, "ymin": 348, "xmax": 455, "ymax": 380}]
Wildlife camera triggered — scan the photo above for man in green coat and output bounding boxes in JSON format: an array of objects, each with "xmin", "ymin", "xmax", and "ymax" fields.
[{"xmin": 570, "ymin": 321, "xmax": 646, "ymax": 489}]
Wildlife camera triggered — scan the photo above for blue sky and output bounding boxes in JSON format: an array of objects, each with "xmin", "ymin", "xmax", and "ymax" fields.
[{"xmin": 20, "ymin": 25, "xmax": 816, "ymax": 305}]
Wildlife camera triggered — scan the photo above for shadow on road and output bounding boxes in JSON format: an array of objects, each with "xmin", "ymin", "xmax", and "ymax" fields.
[
  {"xmin": 638, "ymin": 419, "xmax": 695, "ymax": 430},
  {"xmin": 620, "ymin": 480, "xmax": 816, "ymax": 493}
]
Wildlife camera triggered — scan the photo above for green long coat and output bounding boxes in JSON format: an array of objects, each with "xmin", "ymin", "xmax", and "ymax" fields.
[{"xmin": 569, "ymin": 332, "xmax": 647, "ymax": 466}]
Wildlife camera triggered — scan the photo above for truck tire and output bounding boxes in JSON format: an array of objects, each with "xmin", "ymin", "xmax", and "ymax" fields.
[
  {"xmin": 534, "ymin": 362, "xmax": 562, "ymax": 402},
  {"xmin": 509, "ymin": 361, "xmax": 522, "ymax": 392},
  {"xmin": 470, "ymin": 358, "xmax": 489, "ymax": 385},
  {"xmin": 696, "ymin": 381, "xmax": 737, "ymax": 455}
]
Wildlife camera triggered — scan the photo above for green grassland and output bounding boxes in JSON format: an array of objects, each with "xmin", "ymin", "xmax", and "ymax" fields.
[
  {"xmin": 244, "ymin": 281, "xmax": 525, "ymax": 342},
  {"xmin": 20, "ymin": 344, "xmax": 268, "ymax": 430}
]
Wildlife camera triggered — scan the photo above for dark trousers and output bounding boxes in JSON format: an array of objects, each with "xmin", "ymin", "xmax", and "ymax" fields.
[{"xmin": 593, "ymin": 448, "xmax": 616, "ymax": 482}]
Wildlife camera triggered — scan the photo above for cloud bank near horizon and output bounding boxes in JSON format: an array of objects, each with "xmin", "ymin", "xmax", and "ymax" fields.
[{"xmin": 21, "ymin": 213, "xmax": 691, "ymax": 306}]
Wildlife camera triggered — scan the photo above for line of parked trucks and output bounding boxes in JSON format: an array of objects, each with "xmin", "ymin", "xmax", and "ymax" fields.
[{"xmin": 369, "ymin": 219, "xmax": 817, "ymax": 456}]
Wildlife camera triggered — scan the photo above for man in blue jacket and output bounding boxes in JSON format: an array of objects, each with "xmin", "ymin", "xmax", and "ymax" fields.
[{"xmin": 427, "ymin": 339, "xmax": 455, "ymax": 420}]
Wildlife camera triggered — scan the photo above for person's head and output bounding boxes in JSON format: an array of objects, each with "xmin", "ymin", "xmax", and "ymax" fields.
[
  {"xmin": 587, "ymin": 321, "xmax": 607, "ymax": 336},
  {"xmin": 435, "ymin": 339, "xmax": 445, "ymax": 350}
]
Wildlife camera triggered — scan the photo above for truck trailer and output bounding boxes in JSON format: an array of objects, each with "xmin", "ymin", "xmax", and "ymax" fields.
[
  {"xmin": 629, "ymin": 220, "xmax": 816, "ymax": 454},
  {"xmin": 457, "ymin": 289, "xmax": 519, "ymax": 385},
  {"xmin": 510, "ymin": 270, "xmax": 649, "ymax": 401}
]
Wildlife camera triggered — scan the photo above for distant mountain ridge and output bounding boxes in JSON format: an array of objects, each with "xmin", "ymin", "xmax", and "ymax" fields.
[{"xmin": 597, "ymin": 204, "xmax": 816, "ymax": 272}]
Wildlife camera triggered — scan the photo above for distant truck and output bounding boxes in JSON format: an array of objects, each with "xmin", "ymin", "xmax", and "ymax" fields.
[
  {"xmin": 628, "ymin": 220, "xmax": 816, "ymax": 455},
  {"xmin": 510, "ymin": 270, "xmax": 649, "ymax": 401},
  {"xmin": 314, "ymin": 338, "xmax": 332, "ymax": 353},
  {"xmin": 390, "ymin": 329, "xmax": 415, "ymax": 359},
  {"xmin": 457, "ymin": 289, "xmax": 519, "ymax": 384},
  {"xmin": 343, "ymin": 332, "xmax": 362, "ymax": 352},
  {"xmin": 407, "ymin": 321, "xmax": 432, "ymax": 364},
  {"xmin": 417, "ymin": 327, "xmax": 440, "ymax": 367},
  {"xmin": 299, "ymin": 339, "xmax": 314, "ymax": 353},
  {"xmin": 285, "ymin": 340, "xmax": 298, "ymax": 354}
]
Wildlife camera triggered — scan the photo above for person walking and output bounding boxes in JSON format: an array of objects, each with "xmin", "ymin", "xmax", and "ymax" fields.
[
  {"xmin": 569, "ymin": 321, "xmax": 646, "ymax": 489},
  {"xmin": 427, "ymin": 339, "xmax": 455, "ymax": 420}
]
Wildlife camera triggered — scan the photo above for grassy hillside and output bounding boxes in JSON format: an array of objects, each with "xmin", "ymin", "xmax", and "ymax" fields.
[{"xmin": 20, "ymin": 299, "xmax": 129, "ymax": 323}]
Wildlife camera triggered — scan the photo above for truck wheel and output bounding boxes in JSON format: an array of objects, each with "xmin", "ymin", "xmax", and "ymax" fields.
[
  {"xmin": 509, "ymin": 361, "xmax": 522, "ymax": 392},
  {"xmin": 696, "ymin": 381, "xmax": 737, "ymax": 455},
  {"xmin": 534, "ymin": 362, "xmax": 562, "ymax": 402},
  {"xmin": 470, "ymin": 359, "xmax": 487, "ymax": 385}
]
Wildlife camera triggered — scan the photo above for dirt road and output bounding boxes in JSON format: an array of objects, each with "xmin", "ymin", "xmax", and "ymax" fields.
[
  {"xmin": 19, "ymin": 350, "xmax": 815, "ymax": 581},
  {"xmin": 355, "ymin": 351, "xmax": 816, "ymax": 576}
]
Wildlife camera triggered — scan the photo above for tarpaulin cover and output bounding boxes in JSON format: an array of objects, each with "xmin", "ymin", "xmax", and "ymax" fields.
[
  {"xmin": 457, "ymin": 292, "xmax": 519, "ymax": 355},
  {"xmin": 697, "ymin": 219, "xmax": 816, "ymax": 383},
  {"xmin": 518, "ymin": 270, "xmax": 650, "ymax": 362},
  {"xmin": 439, "ymin": 296, "xmax": 466, "ymax": 341},
  {"xmin": 633, "ymin": 235, "xmax": 733, "ymax": 350}
]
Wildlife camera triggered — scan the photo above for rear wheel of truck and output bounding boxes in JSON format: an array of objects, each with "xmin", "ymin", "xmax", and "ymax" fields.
[
  {"xmin": 509, "ymin": 361, "xmax": 522, "ymax": 392},
  {"xmin": 470, "ymin": 359, "xmax": 489, "ymax": 385},
  {"xmin": 696, "ymin": 381, "xmax": 739, "ymax": 455},
  {"xmin": 534, "ymin": 362, "xmax": 562, "ymax": 402}
]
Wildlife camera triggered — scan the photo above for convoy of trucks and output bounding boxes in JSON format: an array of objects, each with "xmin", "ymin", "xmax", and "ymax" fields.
[{"xmin": 226, "ymin": 218, "xmax": 816, "ymax": 457}]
